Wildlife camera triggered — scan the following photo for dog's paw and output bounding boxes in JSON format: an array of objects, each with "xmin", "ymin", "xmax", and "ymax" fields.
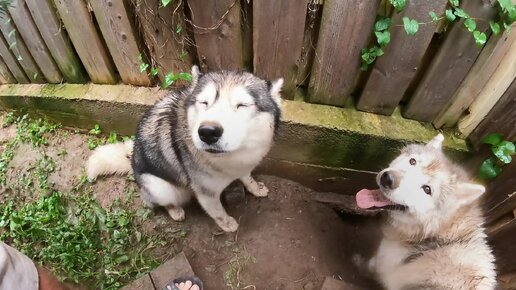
[
  {"xmin": 249, "ymin": 182, "xmax": 269, "ymax": 197},
  {"xmin": 216, "ymin": 216, "xmax": 239, "ymax": 232},
  {"xmin": 167, "ymin": 207, "xmax": 186, "ymax": 221}
]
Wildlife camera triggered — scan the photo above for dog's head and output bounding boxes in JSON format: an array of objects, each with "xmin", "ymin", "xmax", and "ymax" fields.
[
  {"xmin": 185, "ymin": 66, "xmax": 282, "ymax": 154},
  {"xmin": 356, "ymin": 134, "xmax": 485, "ymax": 231}
]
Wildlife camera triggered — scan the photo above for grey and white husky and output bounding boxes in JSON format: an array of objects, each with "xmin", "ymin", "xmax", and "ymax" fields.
[
  {"xmin": 355, "ymin": 134, "xmax": 496, "ymax": 290},
  {"xmin": 86, "ymin": 66, "xmax": 283, "ymax": 232}
]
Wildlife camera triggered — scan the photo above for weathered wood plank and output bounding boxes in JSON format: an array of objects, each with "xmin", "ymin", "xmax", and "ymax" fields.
[
  {"xmin": 403, "ymin": 0, "xmax": 497, "ymax": 122},
  {"xmin": 467, "ymin": 79, "xmax": 516, "ymax": 148},
  {"xmin": 489, "ymin": 218, "xmax": 516, "ymax": 274},
  {"xmin": 357, "ymin": 0, "xmax": 448, "ymax": 115},
  {"xmin": 53, "ymin": 0, "xmax": 117, "ymax": 84},
  {"xmin": 120, "ymin": 273, "xmax": 155, "ymax": 290},
  {"xmin": 435, "ymin": 30, "xmax": 516, "ymax": 128},
  {"xmin": 8, "ymin": 0, "xmax": 62, "ymax": 83},
  {"xmin": 25, "ymin": 0, "xmax": 87, "ymax": 83},
  {"xmin": 308, "ymin": 0, "xmax": 380, "ymax": 106},
  {"xmin": 0, "ymin": 34, "xmax": 29, "ymax": 83},
  {"xmin": 188, "ymin": 0, "xmax": 243, "ymax": 71},
  {"xmin": 89, "ymin": 0, "xmax": 151, "ymax": 86},
  {"xmin": 253, "ymin": 0, "xmax": 308, "ymax": 98},
  {"xmin": 0, "ymin": 13, "xmax": 42, "ymax": 83},
  {"xmin": 149, "ymin": 252, "xmax": 194, "ymax": 290},
  {"xmin": 0, "ymin": 57, "xmax": 16, "ymax": 83},
  {"xmin": 296, "ymin": 1, "xmax": 323, "ymax": 87},
  {"xmin": 130, "ymin": 0, "xmax": 192, "ymax": 81},
  {"xmin": 484, "ymin": 159, "xmax": 516, "ymax": 224}
]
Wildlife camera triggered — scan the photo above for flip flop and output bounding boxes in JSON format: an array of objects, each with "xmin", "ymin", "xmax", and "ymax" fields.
[{"xmin": 162, "ymin": 276, "xmax": 204, "ymax": 290}]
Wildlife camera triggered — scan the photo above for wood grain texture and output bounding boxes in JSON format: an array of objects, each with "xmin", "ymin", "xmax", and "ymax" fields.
[
  {"xmin": 0, "ymin": 34, "xmax": 29, "ymax": 83},
  {"xmin": 308, "ymin": 0, "xmax": 380, "ymax": 106},
  {"xmin": 403, "ymin": 0, "xmax": 497, "ymax": 122},
  {"xmin": 0, "ymin": 57, "xmax": 16, "ymax": 83},
  {"xmin": 8, "ymin": 0, "xmax": 62, "ymax": 83},
  {"xmin": 0, "ymin": 13, "xmax": 42, "ymax": 83},
  {"xmin": 489, "ymin": 218, "xmax": 516, "ymax": 274},
  {"xmin": 357, "ymin": 0, "xmax": 448, "ymax": 115},
  {"xmin": 188, "ymin": 0, "xmax": 243, "ymax": 71},
  {"xmin": 89, "ymin": 0, "xmax": 151, "ymax": 86},
  {"xmin": 53, "ymin": 0, "xmax": 117, "ymax": 84},
  {"xmin": 434, "ymin": 30, "xmax": 516, "ymax": 128},
  {"xmin": 25, "ymin": 0, "xmax": 87, "ymax": 83},
  {"xmin": 253, "ymin": 0, "xmax": 308, "ymax": 98},
  {"xmin": 130, "ymin": 0, "xmax": 192, "ymax": 81}
]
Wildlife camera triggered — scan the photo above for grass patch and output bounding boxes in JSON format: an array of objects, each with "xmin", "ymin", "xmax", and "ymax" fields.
[{"xmin": 224, "ymin": 246, "xmax": 257, "ymax": 290}]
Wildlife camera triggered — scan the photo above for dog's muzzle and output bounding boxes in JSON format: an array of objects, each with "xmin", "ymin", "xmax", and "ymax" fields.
[{"xmin": 198, "ymin": 121, "xmax": 223, "ymax": 145}]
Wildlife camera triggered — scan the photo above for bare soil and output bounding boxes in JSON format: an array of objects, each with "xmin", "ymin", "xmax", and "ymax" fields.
[{"xmin": 0, "ymin": 114, "xmax": 381, "ymax": 290}]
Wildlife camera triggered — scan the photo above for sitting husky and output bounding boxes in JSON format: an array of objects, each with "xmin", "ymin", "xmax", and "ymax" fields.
[
  {"xmin": 87, "ymin": 66, "xmax": 283, "ymax": 232},
  {"xmin": 355, "ymin": 134, "xmax": 496, "ymax": 290}
]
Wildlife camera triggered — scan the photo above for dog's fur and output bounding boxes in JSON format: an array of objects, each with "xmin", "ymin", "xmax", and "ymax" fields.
[
  {"xmin": 87, "ymin": 66, "xmax": 282, "ymax": 232},
  {"xmin": 355, "ymin": 134, "xmax": 496, "ymax": 290}
]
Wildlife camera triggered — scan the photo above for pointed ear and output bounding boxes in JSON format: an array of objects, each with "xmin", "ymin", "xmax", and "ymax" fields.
[
  {"xmin": 455, "ymin": 182, "xmax": 485, "ymax": 206},
  {"xmin": 189, "ymin": 65, "xmax": 201, "ymax": 91},
  {"xmin": 427, "ymin": 133, "xmax": 444, "ymax": 150},
  {"xmin": 269, "ymin": 78, "xmax": 283, "ymax": 108}
]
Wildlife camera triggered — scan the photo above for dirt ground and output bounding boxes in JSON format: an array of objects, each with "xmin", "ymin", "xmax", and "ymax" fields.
[{"xmin": 0, "ymin": 114, "xmax": 382, "ymax": 290}]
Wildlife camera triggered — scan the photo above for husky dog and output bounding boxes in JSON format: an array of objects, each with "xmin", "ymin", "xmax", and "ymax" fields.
[
  {"xmin": 87, "ymin": 66, "xmax": 283, "ymax": 232},
  {"xmin": 354, "ymin": 134, "xmax": 496, "ymax": 290}
]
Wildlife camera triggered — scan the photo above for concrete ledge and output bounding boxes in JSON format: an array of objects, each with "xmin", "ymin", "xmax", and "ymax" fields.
[{"xmin": 0, "ymin": 84, "xmax": 470, "ymax": 173}]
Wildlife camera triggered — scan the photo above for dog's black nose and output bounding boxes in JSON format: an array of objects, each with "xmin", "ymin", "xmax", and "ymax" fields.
[
  {"xmin": 380, "ymin": 171, "xmax": 396, "ymax": 189},
  {"xmin": 198, "ymin": 122, "xmax": 223, "ymax": 145}
]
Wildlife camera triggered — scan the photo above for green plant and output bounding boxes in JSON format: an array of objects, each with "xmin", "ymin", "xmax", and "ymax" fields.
[
  {"xmin": 162, "ymin": 72, "xmax": 192, "ymax": 89},
  {"xmin": 478, "ymin": 133, "xmax": 515, "ymax": 180},
  {"xmin": 89, "ymin": 124, "xmax": 102, "ymax": 135}
]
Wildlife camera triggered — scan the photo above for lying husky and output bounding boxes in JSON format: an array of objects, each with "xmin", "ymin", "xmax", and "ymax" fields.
[
  {"xmin": 87, "ymin": 66, "xmax": 283, "ymax": 232},
  {"xmin": 355, "ymin": 134, "xmax": 496, "ymax": 290}
]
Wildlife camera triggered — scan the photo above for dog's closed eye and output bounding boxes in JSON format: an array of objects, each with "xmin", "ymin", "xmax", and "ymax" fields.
[{"xmin": 236, "ymin": 103, "xmax": 252, "ymax": 109}]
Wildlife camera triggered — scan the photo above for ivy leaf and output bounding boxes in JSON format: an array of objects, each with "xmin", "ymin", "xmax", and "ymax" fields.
[
  {"xmin": 454, "ymin": 8, "xmax": 469, "ymax": 18},
  {"xmin": 389, "ymin": 0, "xmax": 406, "ymax": 12},
  {"xmin": 445, "ymin": 9, "xmax": 456, "ymax": 22},
  {"xmin": 139, "ymin": 63, "xmax": 149, "ymax": 73},
  {"xmin": 107, "ymin": 132, "xmax": 118, "ymax": 144},
  {"xmin": 478, "ymin": 158, "xmax": 502, "ymax": 180},
  {"xmin": 492, "ymin": 141, "xmax": 515, "ymax": 164},
  {"xmin": 403, "ymin": 17, "xmax": 419, "ymax": 35},
  {"xmin": 161, "ymin": 0, "xmax": 172, "ymax": 7},
  {"xmin": 375, "ymin": 31, "xmax": 391, "ymax": 47},
  {"xmin": 464, "ymin": 18, "xmax": 477, "ymax": 32},
  {"xmin": 175, "ymin": 24, "xmax": 182, "ymax": 34},
  {"xmin": 429, "ymin": 11, "xmax": 440, "ymax": 21},
  {"xmin": 449, "ymin": 0, "xmax": 459, "ymax": 7},
  {"xmin": 473, "ymin": 30, "xmax": 487, "ymax": 46},
  {"xmin": 375, "ymin": 17, "xmax": 392, "ymax": 32},
  {"xmin": 489, "ymin": 21, "xmax": 501, "ymax": 35},
  {"xmin": 150, "ymin": 67, "xmax": 159, "ymax": 77},
  {"xmin": 482, "ymin": 133, "xmax": 503, "ymax": 146},
  {"xmin": 175, "ymin": 72, "xmax": 193, "ymax": 82},
  {"xmin": 498, "ymin": 0, "xmax": 513, "ymax": 12},
  {"xmin": 162, "ymin": 72, "xmax": 175, "ymax": 89}
]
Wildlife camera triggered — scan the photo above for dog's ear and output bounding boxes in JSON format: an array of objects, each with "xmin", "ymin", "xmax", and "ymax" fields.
[
  {"xmin": 190, "ymin": 65, "xmax": 202, "ymax": 91},
  {"xmin": 455, "ymin": 182, "xmax": 485, "ymax": 206},
  {"xmin": 269, "ymin": 78, "xmax": 283, "ymax": 108},
  {"xmin": 427, "ymin": 133, "xmax": 444, "ymax": 150}
]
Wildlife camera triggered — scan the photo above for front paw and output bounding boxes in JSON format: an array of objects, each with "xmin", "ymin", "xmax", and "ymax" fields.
[
  {"xmin": 249, "ymin": 182, "xmax": 269, "ymax": 197},
  {"xmin": 216, "ymin": 216, "xmax": 239, "ymax": 232}
]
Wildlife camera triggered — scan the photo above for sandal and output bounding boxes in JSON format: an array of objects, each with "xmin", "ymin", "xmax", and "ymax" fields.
[{"xmin": 162, "ymin": 276, "xmax": 204, "ymax": 290}]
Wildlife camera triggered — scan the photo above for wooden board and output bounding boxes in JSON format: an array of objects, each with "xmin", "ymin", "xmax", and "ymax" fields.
[
  {"xmin": 8, "ymin": 0, "xmax": 62, "ymax": 83},
  {"xmin": 25, "ymin": 0, "xmax": 87, "ymax": 83},
  {"xmin": 53, "ymin": 0, "xmax": 117, "ymax": 84},
  {"xmin": 89, "ymin": 0, "xmax": 151, "ymax": 86},
  {"xmin": 130, "ymin": 0, "xmax": 192, "ymax": 81},
  {"xmin": 434, "ymin": 30, "xmax": 516, "ymax": 128},
  {"xmin": 357, "ymin": 0, "xmax": 448, "ymax": 115},
  {"xmin": 0, "ymin": 34, "xmax": 29, "ymax": 83},
  {"xmin": 0, "ymin": 57, "xmax": 16, "ymax": 83},
  {"xmin": 253, "ymin": 0, "xmax": 308, "ymax": 98},
  {"xmin": 489, "ymin": 218, "xmax": 516, "ymax": 274},
  {"xmin": 188, "ymin": 0, "xmax": 244, "ymax": 71},
  {"xmin": 0, "ymin": 13, "xmax": 42, "ymax": 83},
  {"xmin": 483, "ymin": 158, "xmax": 516, "ymax": 225},
  {"xmin": 308, "ymin": 0, "xmax": 380, "ymax": 106},
  {"xmin": 403, "ymin": 0, "xmax": 497, "ymax": 122}
]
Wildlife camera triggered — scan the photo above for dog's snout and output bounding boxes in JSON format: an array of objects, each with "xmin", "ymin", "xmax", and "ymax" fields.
[
  {"xmin": 380, "ymin": 171, "xmax": 397, "ymax": 189},
  {"xmin": 198, "ymin": 122, "xmax": 223, "ymax": 145}
]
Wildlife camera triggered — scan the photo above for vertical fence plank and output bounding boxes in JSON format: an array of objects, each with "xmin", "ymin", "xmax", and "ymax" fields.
[
  {"xmin": 253, "ymin": 0, "xmax": 308, "ymax": 98},
  {"xmin": 25, "ymin": 0, "xmax": 87, "ymax": 83},
  {"xmin": 402, "ymin": 0, "xmax": 497, "ymax": 122},
  {"xmin": 0, "ymin": 13, "xmax": 42, "ymax": 83},
  {"xmin": 308, "ymin": 0, "xmax": 380, "ymax": 106},
  {"xmin": 357, "ymin": 0, "xmax": 448, "ymax": 115},
  {"xmin": 8, "ymin": 0, "xmax": 62, "ymax": 83},
  {"xmin": 53, "ymin": 0, "xmax": 117, "ymax": 84},
  {"xmin": 0, "ymin": 57, "xmax": 16, "ymax": 83},
  {"xmin": 188, "ymin": 0, "xmax": 243, "ymax": 71},
  {"xmin": 434, "ymin": 30, "xmax": 516, "ymax": 128},
  {"xmin": 0, "ymin": 35, "xmax": 28, "ymax": 83},
  {"xmin": 89, "ymin": 0, "xmax": 151, "ymax": 86},
  {"xmin": 130, "ymin": 0, "xmax": 192, "ymax": 82}
]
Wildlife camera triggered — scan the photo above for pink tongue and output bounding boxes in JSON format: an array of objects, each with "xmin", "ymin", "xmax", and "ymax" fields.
[{"xmin": 356, "ymin": 189, "xmax": 394, "ymax": 209}]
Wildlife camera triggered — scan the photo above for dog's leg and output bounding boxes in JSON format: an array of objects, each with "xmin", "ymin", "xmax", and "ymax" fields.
[
  {"xmin": 240, "ymin": 174, "xmax": 269, "ymax": 197},
  {"xmin": 195, "ymin": 192, "xmax": 239, "ymax": 232},
  {"xmin": 165, "ymin": 205, "xmax": 185, "ymax": 221},
  {"xmin": 139, "ymin": 174, "xmax": 190, "ymax": 221}
]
